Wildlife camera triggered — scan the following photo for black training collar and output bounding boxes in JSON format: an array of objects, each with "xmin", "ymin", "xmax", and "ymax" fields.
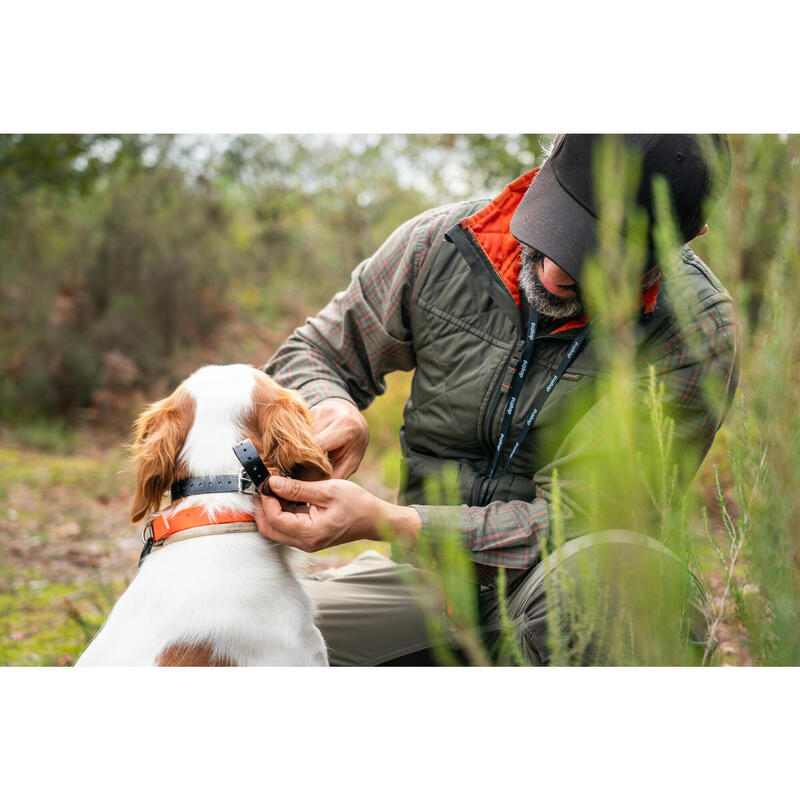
[
  {"xmin": 170, "ymin": 475, "xmax": 242, "ymax": 502},
  {"xmin": 169, "ymin": 438, "xmax": 275, "ymax": 502},
  {"xmin": 232, "ymin": 438, "xmax": 271, "ymax": 489}
]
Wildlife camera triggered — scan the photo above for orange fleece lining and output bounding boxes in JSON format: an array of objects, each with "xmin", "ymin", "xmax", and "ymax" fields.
[{"xmin": 461, "ymin": 170, "xmax": 537, "ymax": 306}]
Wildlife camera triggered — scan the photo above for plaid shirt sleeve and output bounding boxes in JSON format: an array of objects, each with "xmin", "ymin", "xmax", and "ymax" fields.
[
  {"xmin": 265, "ymin": 207, "xmax": 455, "ymax": 409},
  {"xmin": 412, "ymin": 282, "xmax": 740, "ymax": 586}
]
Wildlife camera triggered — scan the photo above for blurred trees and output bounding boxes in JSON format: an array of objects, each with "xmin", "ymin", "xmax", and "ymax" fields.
[
  {"xmin": 0, "ymin": 136, "xmax": 232, "ymax": 420},
  {"xmin": 691, "ymin": 134, "xmax": 797, "ymax": 329},
  {"xmin": 0, "ymin": 134, "xmax": 432, "ymax": 422},
  {"xmin": 0, "ymin": 135, "xmax": 103, "ymax": 213},
  {"xmin": 0, "ymin": 133, "xmax": 795, "ymax": 427}
]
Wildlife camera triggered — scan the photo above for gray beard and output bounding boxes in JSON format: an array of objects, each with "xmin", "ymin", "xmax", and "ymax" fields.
[
  {"xmin": 517, "ymin": 245, "xmax": 661, "ymax": 319},
  {"xmin": 518, "ymin": 245, "xmax": 584, "ymax": 320}
]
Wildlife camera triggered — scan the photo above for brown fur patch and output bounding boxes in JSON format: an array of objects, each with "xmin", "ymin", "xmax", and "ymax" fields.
[
  {"xmin": 156, "ymin": 641, "xmax": 236, "ymax": 667},
  {"xmin": 130, "ymin": 387, "xmax": 196, "ymax": 522},
  {"xmin": 241, "ymin": 373, "xmax": 331, "ymax": 483}
]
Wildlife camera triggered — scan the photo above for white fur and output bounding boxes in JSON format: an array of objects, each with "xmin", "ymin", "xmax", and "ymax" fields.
[{"xmin": 76, "ymin": 364, "xmax": 328, "ymax": 667}]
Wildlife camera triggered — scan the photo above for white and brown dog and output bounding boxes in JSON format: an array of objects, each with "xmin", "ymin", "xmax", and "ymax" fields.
[{"xmin": 76, "ymin": 364, "xmax": 331, "ymax": 666}]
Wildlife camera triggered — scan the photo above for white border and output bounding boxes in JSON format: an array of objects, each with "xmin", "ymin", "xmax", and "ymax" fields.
[
  {"xmin": 2, "ymin": 1, "xmax": 798, "ymax": 132},
  {"xmin": 1, "ymin": 667, "xmax": 796, "ymax": 798}
]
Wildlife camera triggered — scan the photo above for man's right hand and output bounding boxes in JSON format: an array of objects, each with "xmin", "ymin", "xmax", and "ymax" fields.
[{"xmin": 310, "ymin": 397, "xmax": 370, "ymax": 479}]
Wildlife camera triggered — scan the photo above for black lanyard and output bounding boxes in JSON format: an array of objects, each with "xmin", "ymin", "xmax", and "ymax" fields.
[{"xmin": 480, "ymin": 306, "xmax": 588, "ymax": 506}]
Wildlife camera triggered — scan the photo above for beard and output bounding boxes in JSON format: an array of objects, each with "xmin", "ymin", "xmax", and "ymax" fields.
[
  {"xmin": 518, "ymin": 245, "xmax": 584, "ymax": 320},
  {"xmin": 517, "ymin": 245, "xmax": 662, "ymax": 320}
]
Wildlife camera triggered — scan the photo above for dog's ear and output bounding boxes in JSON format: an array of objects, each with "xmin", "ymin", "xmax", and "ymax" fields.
[
  {"xmin": 130, "ymin": 388, "xmax": 195, "ymax": 522},
  {"xmin": 248, "ymin": 377, "xmax": 331, "ymax": 482}
]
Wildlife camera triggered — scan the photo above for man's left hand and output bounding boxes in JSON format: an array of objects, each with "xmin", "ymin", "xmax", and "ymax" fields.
[{"xmin": 253, "ymin": 476, "xmax": 421, "ymax": 552}]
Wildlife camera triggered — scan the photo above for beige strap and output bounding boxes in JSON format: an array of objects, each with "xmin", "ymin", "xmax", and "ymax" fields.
[{"xmin": 159, "ymin": 521, "xmax": 260, "ymax": 547}]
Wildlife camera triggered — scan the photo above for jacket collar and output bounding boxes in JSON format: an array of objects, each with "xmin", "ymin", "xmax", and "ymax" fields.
[{"xmin": 456, "ymin": 169, "xmax": 661, "ymax": 332}]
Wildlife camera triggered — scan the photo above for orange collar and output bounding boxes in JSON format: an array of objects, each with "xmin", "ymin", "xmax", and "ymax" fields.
[
  {"xmin": 151, "ymin": 506, "xmax": 256, "ymax": 543},
  {"xmin": 459, "ymin": 168, "xmax": 662, "ymax": 331}
]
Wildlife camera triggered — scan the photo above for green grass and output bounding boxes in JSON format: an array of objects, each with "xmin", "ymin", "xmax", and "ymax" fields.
[
  {"xmin": 4, "ymin": 418, "xmax": 79, "ymax": 455},
  {"xmin": 0, "ymin": 439, "xmax": 133, "ymax": 666},
  {"xmin": 0, "ymin": 565, "xmax": 122, "ymax": 666},
  {"xmin": 0, "ymin": 439, "xmax": 130, "ymax": 505}
]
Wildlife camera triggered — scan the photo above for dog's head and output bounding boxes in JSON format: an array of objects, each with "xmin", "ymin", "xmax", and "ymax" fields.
[{"xmin": 130, "ymin": 365, "xmax": 331, "ymax": 522}]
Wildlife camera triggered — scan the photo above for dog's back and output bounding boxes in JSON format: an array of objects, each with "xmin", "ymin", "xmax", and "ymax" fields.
[{"xmin": 77, "ymin": 532, "xmax": 327, "ymax": 666}]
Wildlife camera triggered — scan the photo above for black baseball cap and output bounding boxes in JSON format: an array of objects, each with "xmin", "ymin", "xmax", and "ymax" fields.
[{"xmin": 509, "ymin": 134, "xmax": 731, "ymax": 284}]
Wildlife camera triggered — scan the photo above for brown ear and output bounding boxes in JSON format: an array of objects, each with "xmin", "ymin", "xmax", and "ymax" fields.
[
  {"xmin": 246, "ymin": 377, "xmax": 331, "ymax": 482},
  {"xmin": 130, "ymin": 388, "xmax": 195, "ymax": 522}
]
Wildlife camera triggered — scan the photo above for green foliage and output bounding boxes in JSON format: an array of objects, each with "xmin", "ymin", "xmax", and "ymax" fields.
[
  {"xmin": 494, "ymin": 567, "xmax": 528, "ymax": 666},
  {"xmin": 0, "ymin": 134, "xmax": 106, "ymax": 215},
  {"xmin": 219, "ymin": 135, "xmax": 430, "ymax": 312},
  {"xmin": 410, "ymin": 134, "xmax": 552, "ymax": 199},
  {"xmin": 723, "ymin": 147, "xmax": 800, "ymax": 662},
  {"xmin": 362, "ymin": 371, "xmax": 412, "ymax": 489},
  {"xmin": 528, "ymin": 141, "xmax": 708, "ymax": 664},
  {"xmin": 403, "ymin": 466, "xmax": 491, "ymax": 666},
  {"xmin": 527, "ymin": 135, "xmax": 800, "ymax": 665}
]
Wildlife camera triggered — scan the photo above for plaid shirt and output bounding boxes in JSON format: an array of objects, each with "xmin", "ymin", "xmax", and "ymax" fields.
[{"xmin": 266, "ymin": 180, "xmax": 740, "ymax": 584}]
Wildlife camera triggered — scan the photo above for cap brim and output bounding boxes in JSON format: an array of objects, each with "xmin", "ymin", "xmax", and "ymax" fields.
[{"xmin": 509, "ymin": 162, "xmax": 597, "ymax": 285}]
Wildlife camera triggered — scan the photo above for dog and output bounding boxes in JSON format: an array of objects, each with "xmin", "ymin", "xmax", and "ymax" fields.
[{"xmin": 76, "ymin": 364, "xmax": 331, "ymax": 666}]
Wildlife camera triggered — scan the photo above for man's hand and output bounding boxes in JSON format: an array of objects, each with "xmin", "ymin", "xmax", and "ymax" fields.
[
  {"xmin": 310, "ymin": 397, "xmax": 370, "ymax": 479},
  {"xmin": 253, "ymin": 475, "xmax": 421, "ymax": 553}
]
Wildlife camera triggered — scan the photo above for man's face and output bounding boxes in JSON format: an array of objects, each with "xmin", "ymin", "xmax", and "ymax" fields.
[{"xmin": 518, "ymin": 245, "xmax": 583, "ymax": 320}]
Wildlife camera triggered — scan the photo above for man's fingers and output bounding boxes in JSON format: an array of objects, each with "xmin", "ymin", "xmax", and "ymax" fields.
[
  {"xmin": 253, "ymin": 494, "xmax": 281, "ymax": 521},
  {"xmin": 255, "ymin": 492, "xmax": 316, "ymax": 542},
  {"xmin": 268, "ymin": 475, "xmax": 329, "ymax": 504},
  {"xmin": 253, "ymin": 495, "xmax": 289, "ymax": 540}
]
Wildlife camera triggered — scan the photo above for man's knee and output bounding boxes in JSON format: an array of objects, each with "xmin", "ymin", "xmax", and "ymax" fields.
[{"xmin": 508, "ymin": 530, "xmax": 708, "ymax": 665}]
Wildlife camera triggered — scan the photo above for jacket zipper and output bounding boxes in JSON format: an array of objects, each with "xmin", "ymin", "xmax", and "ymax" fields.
[
  {"xmin": 474, "ymin": 339, "xmax": 524, "ymax": 504},
  {"xmin": 484, "ymin": 340, "xmax": 523, "ymax": 447}
]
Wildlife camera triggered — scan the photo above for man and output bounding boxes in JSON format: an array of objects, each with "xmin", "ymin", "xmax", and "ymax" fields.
[{"xmin": 254, "ymin": 134, "xmax": 739, "ymax": 665}]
